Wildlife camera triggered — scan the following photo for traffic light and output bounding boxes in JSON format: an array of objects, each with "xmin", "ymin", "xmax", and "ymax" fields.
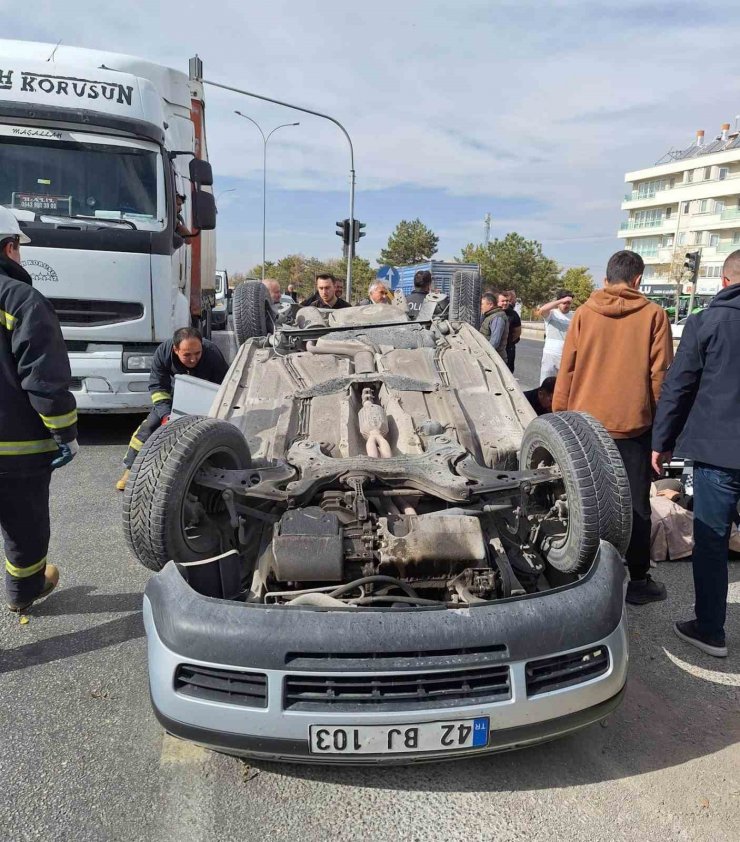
[
  {"xmin": 352, "ymin": 219, "xmax": 366, "ymax": 243},
  {"xmin": 335, "ymin": 219, "xmax": 351, "ymax": 246},
  {"xmin": 683, "ymin": 250, "xmax": 700, "ymax": 279}
]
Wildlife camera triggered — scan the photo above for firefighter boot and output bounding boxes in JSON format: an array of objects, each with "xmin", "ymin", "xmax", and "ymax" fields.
[
  {"xmin": 8, "ymin": 564, "xmax": 60, "ymax": 613},
  {"xmin": 116, "ymin": 469, "xmax": 130, "ymax": 491}
]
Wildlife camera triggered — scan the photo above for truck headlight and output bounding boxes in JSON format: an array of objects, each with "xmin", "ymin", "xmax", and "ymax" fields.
[{"xmin": 123, "ymin": 353, "xmax": 154, "ymax": 372}]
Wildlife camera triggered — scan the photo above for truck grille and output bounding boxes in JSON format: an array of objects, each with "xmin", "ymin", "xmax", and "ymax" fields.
[
  {"xmin": 49, "ymin": 298, "xmax": 144, "ymax": 327},
  {"xmin": 283, "ymin": 665, "xmax": 511, "ymax": 712},
  {"xmin": 174, "ymin": 664, "xmax": 268, "ymax": 709},
  {"xmin": 525, "ymin": 647, "xmax": 610, "ymax": 697}
]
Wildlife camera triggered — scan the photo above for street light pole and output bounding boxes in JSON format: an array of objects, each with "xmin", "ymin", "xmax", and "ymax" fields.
[
  {"xmin": 203, "ymin": 77, "xmax": 357, "ymax": 298},
  {"xmin": 234, "ymin": 112, "xmax": 298, "ymax": 281}
]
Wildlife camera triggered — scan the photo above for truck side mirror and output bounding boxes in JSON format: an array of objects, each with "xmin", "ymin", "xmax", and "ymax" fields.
[
  {"xmin": 192, "ymin": 190, "xmax": 216, "ymax": 231},
  {"xmin": 189, "ymin": 159, "xmax": 214, "ymax": 187}
]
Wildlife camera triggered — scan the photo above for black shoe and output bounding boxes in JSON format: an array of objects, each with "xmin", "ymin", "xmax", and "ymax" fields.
[
  {"xmin": 674, "ymin": 620, "xmax": 727, "ymax": 658},
  {"xmin": 625, "ymin": 574, "xmax": 667, "ymax": 605}
]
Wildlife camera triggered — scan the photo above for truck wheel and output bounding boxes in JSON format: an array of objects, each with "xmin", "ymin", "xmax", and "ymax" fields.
[
  {"xmin": 520, "ymin": 413, "xmax": 620, "ymax": 574},
  {"xmin": 123, "ymin": 416, "xmax": 251, "ymax": 572},
  {"xmin": 233, "ymin": 281, "xmax": 270, "ymax": 344},
  {"xmin": 449, "ymin": 270, "xmax": 481, "ymax": 329},
  {"xmin": 553, "ymin": 411, "xmax": 633, "ymax": 557}
]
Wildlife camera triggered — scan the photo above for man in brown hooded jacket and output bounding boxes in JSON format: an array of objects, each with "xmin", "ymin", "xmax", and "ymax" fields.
[{"xmin": 552, "ymin": 250, "xmax": 674, "ymax": 605}]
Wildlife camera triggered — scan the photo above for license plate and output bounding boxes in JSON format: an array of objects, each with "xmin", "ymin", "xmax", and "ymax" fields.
[{"xmin": 309, "ymin": 717, "xmax": 490, "ymax": 755}]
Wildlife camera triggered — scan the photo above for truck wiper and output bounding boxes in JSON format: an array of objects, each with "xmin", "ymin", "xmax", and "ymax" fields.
[{"xmin": 70, "ymin": 214, "xmax": 138, "ymax": 230}]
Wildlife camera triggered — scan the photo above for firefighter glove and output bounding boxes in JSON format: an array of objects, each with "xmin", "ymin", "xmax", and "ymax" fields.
[{"xmin": 51, "ymin": 439, "xmax": 79, "ymax": 470}]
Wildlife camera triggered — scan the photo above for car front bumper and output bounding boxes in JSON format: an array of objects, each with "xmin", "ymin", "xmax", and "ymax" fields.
[{"xmin": 144, "ymin": 541, "xmax": 629, "ymax": 763}]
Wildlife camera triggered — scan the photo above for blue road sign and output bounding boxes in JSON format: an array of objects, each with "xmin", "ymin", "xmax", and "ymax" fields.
[{"xmin": 377, "ymin": 265, "xmax": 400, "ymax": 289}]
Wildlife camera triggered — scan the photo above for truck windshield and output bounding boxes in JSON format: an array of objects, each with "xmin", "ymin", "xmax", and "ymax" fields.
[{"xmin": 0, "ymin": 135, "xmax": 164, "ymax": 231}]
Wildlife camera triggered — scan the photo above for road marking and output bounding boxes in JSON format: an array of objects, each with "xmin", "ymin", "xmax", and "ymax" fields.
[
  {"xmin": 662, "ymin": 647, "xmax": 740, "ymax": 687},
  {"xmin": 160, "ymin": 732, "xmax": 208, "ymax": 765},
  {"xmin": 154, "ymin": 732, "xmax": 215, "ymax": 841}
]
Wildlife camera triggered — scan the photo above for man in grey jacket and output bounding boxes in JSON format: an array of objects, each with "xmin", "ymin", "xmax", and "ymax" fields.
[{"xmin": 479, "ymin": 292, "xmax": 509, "ymax": 360}]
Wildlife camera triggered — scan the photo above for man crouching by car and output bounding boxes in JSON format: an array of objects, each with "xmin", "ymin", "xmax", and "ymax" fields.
[{"xmin": 116, "ymin": 327, "xmax": 229, "ymax": 490}]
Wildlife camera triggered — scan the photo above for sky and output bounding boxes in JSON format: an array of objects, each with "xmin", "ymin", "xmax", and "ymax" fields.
[{"xmin": 6, "ymin": 0, "xmax": 740, "ymax": 280}]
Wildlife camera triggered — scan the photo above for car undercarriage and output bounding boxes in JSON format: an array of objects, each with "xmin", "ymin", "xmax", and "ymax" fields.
[{"xmin": 124, "ymin": 278, "xmax": 632, "ymax": 761}]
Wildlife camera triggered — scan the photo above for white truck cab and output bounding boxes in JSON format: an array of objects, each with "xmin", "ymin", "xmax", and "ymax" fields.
[{"xmin": 0, "ymin": 41, "xmax": 217, "ymax": 411}]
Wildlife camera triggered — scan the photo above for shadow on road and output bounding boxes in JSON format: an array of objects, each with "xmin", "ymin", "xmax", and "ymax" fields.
[
  {"xmin": 77, "ymin": 413, "xmax": 145, "ymax": 446},
  {"xmin": 0, "ymin": 587, "xmax": 145, "ymax": 675}
]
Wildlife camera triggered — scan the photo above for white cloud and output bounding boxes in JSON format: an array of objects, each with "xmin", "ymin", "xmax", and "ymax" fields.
[{"xmin": 8, "ymin": 0, "xmax": 740, "ymax": 271}]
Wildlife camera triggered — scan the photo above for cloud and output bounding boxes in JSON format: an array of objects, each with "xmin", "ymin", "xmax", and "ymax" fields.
[{"xmin": 7, "ymin": 0, "xmax": 740, "ymax": 272}]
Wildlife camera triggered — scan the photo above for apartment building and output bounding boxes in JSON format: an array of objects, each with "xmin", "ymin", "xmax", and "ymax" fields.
[{"xmin": 618, "ymin": 122, "xmax": 740, "ymax": 295}]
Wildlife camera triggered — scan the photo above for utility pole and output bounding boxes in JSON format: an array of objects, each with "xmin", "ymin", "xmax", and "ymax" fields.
[
  {"xmin": 197, "ymin": 71, "xmax": 357, "ymax": 298},
  {"xmin": 484, "ymin": 213, "xmax": 491, "ymax": 245}
]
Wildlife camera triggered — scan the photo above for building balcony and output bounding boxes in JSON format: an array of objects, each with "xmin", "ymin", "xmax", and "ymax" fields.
[
  {"xmin": 621, "ymin": 173, "xmax": 740, "ymax": 210},
  {"xmin": 619, "ymin": 219, "xmax": 665, "ymax": 231},
  {"xmin": 716, "ymin": 241, "xmax": 740, "ymax": 253},
  {"xmin": 720, "ymin": 208, "xmax": 740, "ymax": 221}
]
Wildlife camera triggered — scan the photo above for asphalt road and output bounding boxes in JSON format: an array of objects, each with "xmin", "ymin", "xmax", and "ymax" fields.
[{"xmin": 1, "ymin": 339, "xmax": 738, "ymax": 842}]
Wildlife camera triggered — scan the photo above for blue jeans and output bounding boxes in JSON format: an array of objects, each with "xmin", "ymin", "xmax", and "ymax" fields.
[{"xmin": 692, "ymin": 462, "xmax": 740, "ymax": 639}]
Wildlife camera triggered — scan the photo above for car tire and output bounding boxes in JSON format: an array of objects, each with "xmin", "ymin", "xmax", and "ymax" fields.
[
  {"xmin": 520, "ymin": 413, "xmax": 622, "ymax": 573},
  {"xmin": 449, "ymin": 270, "xmax": 482, "ymax": 329},
  {"xmin": 232, "ymin": 281, "xmax": 270, "ymax": 344},
  {"xmin": 554, "ymin": 411, "xmax": 633, "ymax": 557},
  {"xmin": 123, "ymin": 415, "xmax": 251, "ymax": 572}
]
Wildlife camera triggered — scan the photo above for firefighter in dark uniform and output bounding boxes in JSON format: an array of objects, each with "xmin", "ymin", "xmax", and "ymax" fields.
[
  {"xmin": 116, "ymin": 326, "xmax": 229, "ymax": 490},
  {"xmin": 0, "ymin": 207, "xmax": 79, "ymax": 612}
]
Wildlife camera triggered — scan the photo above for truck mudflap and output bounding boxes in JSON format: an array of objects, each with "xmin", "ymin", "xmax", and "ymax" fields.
[{"xmin": 144, "ymin": 540, "xmax": 627, "ymax": 671}]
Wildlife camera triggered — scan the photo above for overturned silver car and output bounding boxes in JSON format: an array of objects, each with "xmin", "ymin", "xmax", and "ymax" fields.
[{"xmin": 124, "ymin": 276, "xmax": 631, "ymax": 763}]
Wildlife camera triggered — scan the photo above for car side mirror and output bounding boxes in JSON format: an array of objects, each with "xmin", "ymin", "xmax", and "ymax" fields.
[
  {"xmin": 192, "ymin": 191, "xmax": 216, "ymax": 231},
  {"xmin": 189, "ymin": 158, "xmax": 214, "ymax": 187}
]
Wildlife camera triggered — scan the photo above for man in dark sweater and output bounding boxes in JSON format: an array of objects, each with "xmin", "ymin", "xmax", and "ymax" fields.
[
  {"xmin": 652, "ymin": 250, "xmax": 740, "ymax": 658},
  {"xmin": 502, "ymin": 289, "xmax": 522, "ymax": 372},
  {"xmin": 300, "ymin": 273, "xmax": 351, "ymax": 309},
  {"xmin": 116, "ymin": 327, "xmax": 228, "ymax": 489}
]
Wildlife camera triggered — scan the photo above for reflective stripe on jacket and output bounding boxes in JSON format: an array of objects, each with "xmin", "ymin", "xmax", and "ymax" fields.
[
  {"xmin": 0, "ymin": 259, "xmax": 77, "ymax": 470},
  {"xmin": 148, "ymin": 337, "xmax": 229, "ymax": 419}
]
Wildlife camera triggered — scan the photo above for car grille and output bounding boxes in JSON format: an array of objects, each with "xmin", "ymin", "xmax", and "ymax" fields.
[
  {"xmin": 49, "ymin": 298, "xmax": 144, "ymax": 326},
  {"xmin": 283, "ymin": 665, "xmax": 511, "ymax": 712},
  {"xmin": 284, "ymin": 644, "xmax": 508, "ymax": 671},
  {"xmin": 69, "ymin": 378, "xmax": 83, "ymax": 391},
  {"xmin": 174, "ymin": 664, "xmax": 268, "ymax": 708},
  {"xmin": 525, "ymin": 647, "xmax": 610, "ymax": 697}
]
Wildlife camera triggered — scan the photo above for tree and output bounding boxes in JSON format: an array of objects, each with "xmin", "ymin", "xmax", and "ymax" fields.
[
  {"xmin": 559, "ymin": 267, "xmax": 595, "ymax": 307},
  {"xmin": 379, "ymin": 219, "xmax": 439, "ymax": 266},
  {"xmin": 459, "ymin": 233, "xmax": 560, "ymax": 309}
]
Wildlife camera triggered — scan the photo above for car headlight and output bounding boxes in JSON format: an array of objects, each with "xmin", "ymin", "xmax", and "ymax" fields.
[{"xmin": 123, "ymin": 353, "xmax": 154, "ymax": 372}]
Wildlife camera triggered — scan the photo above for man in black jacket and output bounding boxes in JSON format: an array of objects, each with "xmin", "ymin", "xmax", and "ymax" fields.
[
  {"xmin": 406, "ymin": 270, "xmax": 432, "ymax": 320},
  {"xmin": 652, "ymin": 250, "xmax": 740, "ymax": 658},
  {"xmin": 0, "ymin": 207, "xmax": 78, "ymax": 612},
  {"xmin": 300, "ymin": 274, "xmax": 351, "ymax": 310},
  {"xmin": 116, "ymin": 327, "xmax": 228, "ymax": 490}
]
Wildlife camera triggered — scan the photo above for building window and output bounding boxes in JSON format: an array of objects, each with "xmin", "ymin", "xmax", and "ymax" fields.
[
  {"xmin": 632, "ymin": 237, "xmax": 660, "ymax": 257},
  {"xmin": 683, "ymin": 201, "xmax": 690, "ymax": 213},
  {"xmin": 719, "ymin": 167, "xmax": 729, "ymax": 181},
  {"xmin": 664, "ymin": 235, "xmax": 674, "ymax": 247},
  {"xmin": 733, "ymin": 231, "xmax": 740, "ymax": 244},
  {"xmin": 665, "ymin": 207, "xmax": 672, "ymax": 219},
  {"xmin": 698, "ymin": 199, "xmax": 709, "ymax": 213},
  {"xmin": 715, "ymin": 200, "xmax": 725, "ymax": 213},
  {"xmin": 686, "ymin": 171, "xmax": 694, "ymax": 183},
  {"xmin": 705, "ymin": 167, "xmax": 712, "ymax": 180},
  {"xmin": 677, "ymin": 232, "xmax": 687, "ymax": 246},
  {"xmin": 710, "ymin": 234, "xmax": 720, "ymax": 247}
]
